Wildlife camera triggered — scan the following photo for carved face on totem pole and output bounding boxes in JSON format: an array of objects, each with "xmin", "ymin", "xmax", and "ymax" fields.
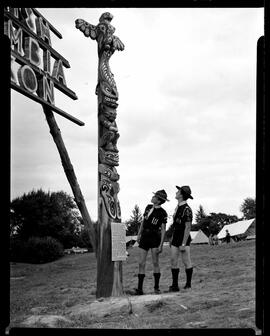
[{"xmin": 103, "ymin": 106, "xmax": 117, "ymax": 122}]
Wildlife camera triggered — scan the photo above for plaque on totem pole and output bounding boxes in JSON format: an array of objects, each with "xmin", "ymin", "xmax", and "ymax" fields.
[{"xmin": 111, "ymin": 222, "xmax": 127, "ymax": 261}]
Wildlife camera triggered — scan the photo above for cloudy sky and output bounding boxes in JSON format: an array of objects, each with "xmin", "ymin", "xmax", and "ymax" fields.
[{"xmin": 10, "ymin": 7, "xmax": 263, "ymax": 226}]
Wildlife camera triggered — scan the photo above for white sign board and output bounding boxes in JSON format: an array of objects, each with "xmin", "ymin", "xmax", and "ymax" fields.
[{"xmin": 111, "ymin": 222, "xmax": 127, "ymax": 261}]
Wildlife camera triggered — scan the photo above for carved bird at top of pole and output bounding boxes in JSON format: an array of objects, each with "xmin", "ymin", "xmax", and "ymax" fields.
[{"xmin": 75, "ymin": 12, "xmax": 125, "ymax": 56}]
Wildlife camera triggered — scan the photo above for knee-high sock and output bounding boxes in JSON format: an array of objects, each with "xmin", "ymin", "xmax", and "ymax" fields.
[
  {"xmin": 138, "ymin": 274, "xmax": 145, "ymax": 291},
  {"xmin": 171, "ymin": 268, "xmax": 179, "ymax": 287},
  {"xmin": 185, "ymin": 267, "xmax": 193, "ymax": 287},
  {"xmin": 153, "ymin": 273, "xmax": 161, "ymax": 289}
]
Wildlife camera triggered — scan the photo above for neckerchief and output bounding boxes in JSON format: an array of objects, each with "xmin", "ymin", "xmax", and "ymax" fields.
[
  {"xmin": 173, "ymin": 201, "xmax": 187, "ymax": 219},
  {"xmin": 146, "ymin": 204, "xmax": 161, "ymax": 219}
]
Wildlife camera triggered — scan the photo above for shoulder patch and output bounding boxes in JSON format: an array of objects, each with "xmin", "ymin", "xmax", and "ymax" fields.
[{"xmin": 183, "ymin": 206, "xmax": 193, "ymax": 221}]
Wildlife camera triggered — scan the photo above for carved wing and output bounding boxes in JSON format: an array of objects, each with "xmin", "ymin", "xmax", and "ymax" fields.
[
  {"xmin": 75, "ymin": 19, "xmax": 97, "ymax": 39},
  {"xmin": 112, "ymin": 35, "xmax": 125, "ymax": 51}
]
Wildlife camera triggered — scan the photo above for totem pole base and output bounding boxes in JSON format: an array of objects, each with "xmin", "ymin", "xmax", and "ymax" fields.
[{"xmin": 96, "ymin": 204, "xmax": 124, "ymax": 298}]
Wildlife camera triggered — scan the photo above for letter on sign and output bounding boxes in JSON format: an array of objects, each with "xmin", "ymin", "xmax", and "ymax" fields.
[
  {"xmin": 24, "ymin": 37, "xmax": 41, "ymax": 66},
  {"xmin": 6, "ymin": 20, "xmax": 24, "ymax": 56},
  {"xmin": 38, "ymin": 76, "xmax": 55, "ymax": 104},
  {"xmin": 52, "ymin": 59, "xmax": 66, "ymax": 86},
  {"xmin": 18, "ymin": 65, "xmax": 38, "ymax": 93},
  {"xmin": 21, "ymin": 8, "xmax": 35, "ymax": 32},
  {"xmin": 36, "ymin": 17, "xmax": 51, "ymax": 46},
  {"xmin": 43, "ymin": 50, "xmax": 51, "ymax": 74},
  {"xmin": 11, "ymin": 55, "xmax": 17, "ymax": 83}
]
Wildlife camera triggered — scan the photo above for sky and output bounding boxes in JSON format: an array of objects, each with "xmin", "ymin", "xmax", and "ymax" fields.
[{"xmin": 10, "ymin": 7, "xmax": 264, "ymax": 227}]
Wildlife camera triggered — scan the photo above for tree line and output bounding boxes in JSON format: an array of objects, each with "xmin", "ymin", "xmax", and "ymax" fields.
[
  {"xmin": 10, "ymin": 189, "xmax": 95, "ymax": 263},
  {"xmin": 10, "ymin": 188, "xmax": 255, "ymax": 263}
]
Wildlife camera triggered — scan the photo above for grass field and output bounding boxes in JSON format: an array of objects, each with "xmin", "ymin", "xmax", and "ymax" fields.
[{"xmin": 8, "ymin": 239, "xmax": 258, "ymax": 330}]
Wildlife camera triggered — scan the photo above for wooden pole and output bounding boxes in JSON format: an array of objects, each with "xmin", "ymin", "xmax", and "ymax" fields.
[
  {"xmin": 42, "ymin": 105, "xmax": 97, "ymax": 254},
  {"xmin": 75, "ymin": 12, "xmax": 125, "ymax": 298}
]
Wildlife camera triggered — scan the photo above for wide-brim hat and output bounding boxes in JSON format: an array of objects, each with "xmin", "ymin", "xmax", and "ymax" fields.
[
  {"xmin": 152, "ymin": 189, "xmax": 170, "ymax": 202},
  {"xmin": 176, "ymin": 185, "xmax": 193, "ymax": 199}
]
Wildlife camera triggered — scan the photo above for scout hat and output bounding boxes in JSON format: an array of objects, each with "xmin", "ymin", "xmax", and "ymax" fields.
[
  {"xmin": 176, "ymin": 185, "xmax": 193, "ymax": 199},
  {"xmin": 152, "ymin": 189, "xmax": 170, "ymax": 202}
]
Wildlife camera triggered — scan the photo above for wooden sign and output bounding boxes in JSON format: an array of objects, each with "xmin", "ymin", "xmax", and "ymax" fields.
[
  {"xmin": 5, "ymin": 7, "xmax": 97, "ymax": 254},
  {"xmin": 4, "ymin": 7, "xmax": 84, "ymax": 126},
  {"xmin": 111, "ymin": 222, "xmax": 127, "ymax": 261}
]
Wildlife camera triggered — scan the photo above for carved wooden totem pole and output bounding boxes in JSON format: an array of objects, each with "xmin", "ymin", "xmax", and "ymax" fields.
[{"xmin": 75, "ymin": 13, "xmax": 125, "ymax": 298}]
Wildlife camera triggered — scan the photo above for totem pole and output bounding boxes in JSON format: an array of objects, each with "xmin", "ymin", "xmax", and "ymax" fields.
[{"xmin": 75, "ymin": 13, "xmax": 125, "ymax": 298}]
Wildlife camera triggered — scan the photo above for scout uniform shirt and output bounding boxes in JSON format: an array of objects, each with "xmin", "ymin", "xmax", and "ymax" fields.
[
  {"xmin": 171, "ymin": 201, "xmax": 193, "ymax": 245},
  {"xmin": 142, "ymin": 204, "xmax": 168, "ymax": 234},
  {"xmin": 138, "ymin": 205, "xmax": 168, "ymax": 250}
]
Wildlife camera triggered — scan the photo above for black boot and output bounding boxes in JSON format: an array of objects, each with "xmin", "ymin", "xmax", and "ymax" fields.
[
  {"xmin": 184, "ymin": 267, "xmax": 193, "ymax": 289},
  {"xmin": 135, "ymin": 274, "xmax": 145, "ymax": 295},
  {"xmin": 169, "ymin": 268, "xmax": 179, "ymax": 292},
  {"xmin": 153, "ymin": 273, "xmax": 161, "ymax": 294}
]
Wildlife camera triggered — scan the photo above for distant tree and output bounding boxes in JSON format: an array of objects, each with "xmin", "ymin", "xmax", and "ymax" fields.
[
  {"xmin": 76, "ymin": 226, "xmax": 94, "ymax": 250},
  {"xmin": 195, "ymin": 205, "xmax": 207, "ymax": 224},
  {"xmin": 125, "ymin": 205, "xmax": 143, "ymax": 236},
  {"xmin": 207, "ymin": 212, "xmax": 239, "ymax": 235},
  {"xmin": 197, "ymin": 216, "xmax": 212, "ymax": 236},
  {"xmin": 10, "ymin": 189, "xmax": 82, "ymax": 248},
  {"xmin": 10, "ymin": 236, "xmax": 64, "ymax": 264},
  {"xmin": 191, "ymin": 205, "xmax": 208, "ymax": 231},
  {"xmin": 192, "ymin": 212, "xmax": 239, "ymax": 236},
  {"xmin": 240, "ymin": 197, "xmax": 256, "ymax": 220}
]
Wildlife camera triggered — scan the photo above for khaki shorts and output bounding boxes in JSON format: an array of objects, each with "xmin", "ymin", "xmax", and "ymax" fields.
[
  {"xmin": 139, "ymin": 231, "xmax": 161, "ymax": 251},
  {"xmin": 171, "ymin": 232, "xmax": 191, "ymax": 247}
]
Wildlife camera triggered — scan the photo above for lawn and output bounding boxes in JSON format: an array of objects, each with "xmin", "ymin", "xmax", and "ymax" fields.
[{"xmin": 8, "ymin": 239, "xmax": 258, "ymax": 330}]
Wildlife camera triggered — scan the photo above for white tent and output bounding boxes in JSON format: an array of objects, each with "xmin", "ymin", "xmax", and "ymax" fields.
[
  {"xmin": 126, "ymin": 235, "xmax": 137, "ymax": 243},
  {"xmin": 190, "ymin": 231, "xmax": 197, "ymax": 240},
  {"xmin": 217, "ymin": 219, "xmax": 255, "ymax": 239},
  {"xmin": 190, "ymin": 230, "xmax": 209, "ymax": 244}
]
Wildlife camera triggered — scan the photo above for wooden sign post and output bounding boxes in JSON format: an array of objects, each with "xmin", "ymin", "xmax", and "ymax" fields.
[
  {"xmin": 75, "ymin": 13, "xmax": 125, "ymax": 298},
  {"xmin": 5, "ymin": 7, "xmax": 97, "ymax": 253}
]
